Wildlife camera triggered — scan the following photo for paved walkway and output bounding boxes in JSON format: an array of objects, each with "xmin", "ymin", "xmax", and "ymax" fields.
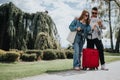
[{"xmin": 17, "ymin": 61, "xmax": 120, "ymax": 80}]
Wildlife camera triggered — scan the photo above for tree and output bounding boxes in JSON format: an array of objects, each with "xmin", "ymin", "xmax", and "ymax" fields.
[
  {"xmin": 0, "ymin": 2, "xmax": 61, "ymax": 50},
  {"xmin": 108, "ymin": 0, "xmax": 114, "ymax": 50},
  {"xmin": 113, "ymin": 0, "xmax": 120, "ymax": 52}
]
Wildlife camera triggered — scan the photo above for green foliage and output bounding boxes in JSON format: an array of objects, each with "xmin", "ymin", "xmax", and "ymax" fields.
[
  {"xmin": 55, "ymin": 50, "xmax": 66, "ymax": 59},
  {"xmin": 35, "ymin": 32, "xmax": 53, "ymax": 49},
  {"xmin": 0, "ymin": 50, "xmax": 5, "ymax": 61},
  {"xmin": 25, "ymin": 50, "xmax": 42, "ymax": 60},
  {"xmin": 0, "ymin": 52, "xmax": 20, "ymax": 62},
  {"xmin": 65, "ymin": 50, "xmax": 73, "ymax": 59},
  {"xmin": 21, "ymin": 53, "xmax": 36, "ymax": 61},
  {"xmin": 25, "ymin": 50, "xmax": 42, "ymax": 54},
  {"xmin": 25, "ymin": 49, "xmax": 74, "ymax": 60},
  {"xmin": 43, "ymin": 49, "xmax": 57, "ymax": 60},
  {"xmin": 53, "ymin": 40, "xmax": 60, "ymax": 49},
  {"xmin": 0, "ymin": 49, "xmax": 6, "ymax": 55},
  {"xmin": 36, "ymin": 51, "xmax": 42, "ymax": 60},
  {"xmin": 0, "ymin": 49, "xmax": 74, "ymax": 62},
  {"xmin": 0, "ymin": 2, "xmax": 60, "ymax": 50},
  {"xmin": 7, "ymin": 20, "xmax": 16, "ymax": 38},
  {"xmin": 66, "ymin": 44, "xmax": 73, "ymax": 50}
]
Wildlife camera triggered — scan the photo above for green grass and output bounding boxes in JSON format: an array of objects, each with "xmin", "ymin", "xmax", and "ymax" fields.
[
  {"xmin": 105, "ymin": 56, "xmax": 120, "ymax": 63},
  {"xmin": 0, "ymin": 59, "xmax": 73, "ymax": 80},
  {"xmin": 104, "ymin": 52, "xmax": 120, "ymax": 62},
  {"xmin": 0, "ymin": 54, "xmax": 120, "ymax": 80},
  {"xmin": 105, "ymin": 52, "xmax": 120, "ymax": 56}
]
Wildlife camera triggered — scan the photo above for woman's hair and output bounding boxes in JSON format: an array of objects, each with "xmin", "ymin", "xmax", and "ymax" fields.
[{"xmin": 78, "ymin": 10, "xmax": 90, "ymax": 25}]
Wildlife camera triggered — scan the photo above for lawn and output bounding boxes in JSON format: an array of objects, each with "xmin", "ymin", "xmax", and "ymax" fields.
[
  {"xmin": 0, "ymin": 59, "xmax": 73, "ymax": 80},
  {"xmin": 104, "ymin": 52, "xmax": 120, "ymax": 62},
  {"xmin": 0, "ymin": 54, "xmax": 120, "ymax": 80},
  {"xmin": 104, "ymin": 52, "xmax": 120, "ymax": 56}
]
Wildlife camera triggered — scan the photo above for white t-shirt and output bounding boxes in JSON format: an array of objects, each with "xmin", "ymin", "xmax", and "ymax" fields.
[{"xmin": 88, "ymin": 18, "xmax": 103, "ymax": 40}]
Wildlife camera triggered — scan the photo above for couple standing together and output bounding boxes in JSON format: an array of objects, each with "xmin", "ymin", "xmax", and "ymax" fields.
[{"xmin": 69, "ymin": 7, "xmax": 108, "ymax": 71}]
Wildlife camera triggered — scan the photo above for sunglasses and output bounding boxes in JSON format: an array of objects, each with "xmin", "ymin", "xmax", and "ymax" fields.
[{"xmin": 92, "ymin": 12, "xmax": 97, "ymax": 14}]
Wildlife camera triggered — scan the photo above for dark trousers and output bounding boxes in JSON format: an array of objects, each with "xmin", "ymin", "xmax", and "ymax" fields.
[{"xmin": 87, "ymin": 38, "xmax": 105, "ymax": 65}]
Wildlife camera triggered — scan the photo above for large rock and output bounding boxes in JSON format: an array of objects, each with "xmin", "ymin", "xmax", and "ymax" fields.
[{"xmin": 0, "ymin": 2, "xmax": 60, "ymax": 50}]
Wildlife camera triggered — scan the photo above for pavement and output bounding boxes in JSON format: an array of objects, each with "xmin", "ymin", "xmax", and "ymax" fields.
[{"xmin": 16, "ymin": 61, "xmax": 120, "ymax": 80}]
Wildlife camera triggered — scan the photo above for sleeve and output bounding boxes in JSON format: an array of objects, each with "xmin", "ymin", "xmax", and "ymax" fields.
[
  {"xmin": 100, "ymin": 25, "xmax": 106, "ymax": 29},
  {"xmin": 98, "ymin": 19, "xmax": 106, "ymax": 29},
  {"xmin": 69, "ymin": 19, "xmax": 78, "ymax": 31},
  {"xmin": 87, "ymin": 25, "xmax": 91, "ymax": 34}
]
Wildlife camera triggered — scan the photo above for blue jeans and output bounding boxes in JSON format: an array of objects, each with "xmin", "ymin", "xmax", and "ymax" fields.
[{"xmin": 73, "ymin": 41, "xmax": 84, "ymax": 68}]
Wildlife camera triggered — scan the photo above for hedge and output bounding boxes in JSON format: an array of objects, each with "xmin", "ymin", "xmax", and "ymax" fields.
[
  {"xmin": 0, "ymin": 52, "xmax": 20, "ymax": 62},
  {"xmin": 55, "ymin": 50, "xmax": 66, "ymax": 59},
  {"xmin": 65, "ymin": 50, "xmax": 73, "ymax": 59},
  {"xmin": 21, "ymin": 53, "xmax": 36, "ymax": 61},
  {"xmin": 42, "ymin": 49, "xmax": 57, "ymax": 60}
]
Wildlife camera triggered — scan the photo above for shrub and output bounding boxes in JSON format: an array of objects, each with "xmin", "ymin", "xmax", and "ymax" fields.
[
  {"xmin": 25, "ymin": 50, "xmax": 40, "ymax": 54},
  {"xmin": 43, "ymin": 49, "xmax": 57, "ymax": 60},
  {"xmin": 0, "ymin": 49, "xmax": 6, "ymax": 55},
  {"xmin": 21, "ymin": 54, "xmax": 29, "ymax": 61},
  {"xmin": 55, "ymin": 50, "xmax": 66, "ymax": 59},
  {"xmin": 29, "ymin": 54, "xmax": 37, "ymax": 61},
  {"xmin": 65, "ymin": 50, "xmax": 73, "ymax": 59},
  {"xmin": 25, "ymin": 50, "xmax": 42, "ymax": 61},
  {"xmin": 0, "ymin": 52, "xmax": 20, "ymax": 62},
  {"xmin": 36, "ymin": 51, "xmax": 42, "ymax": 61},
  {"xmin": 104, "ymin": 48, "xmax": 116, "ymax": 53},
  {"xmin": 0, "ymin": 54, "xmax": 4, "ymax": 61},
  {"xmin": 21, "ymin": 53, "xmax": 36, "ymax": 61},
  {"xmin": 0, "ymin": 49, "xmax": 6, "ymax": 61}
]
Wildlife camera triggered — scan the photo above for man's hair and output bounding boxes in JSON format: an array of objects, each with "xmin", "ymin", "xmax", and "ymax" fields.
[{"xmin": 92, "ymin": 7, "xmax": 98, "ymax": 11}]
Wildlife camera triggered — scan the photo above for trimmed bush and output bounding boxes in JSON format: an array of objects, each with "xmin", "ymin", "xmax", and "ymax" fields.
[
  {"xmin": 29, "ymin": 54, "xmax": 37, "ymax": 61},
  {"xmin": 21, "ymin": 53, "xmax": 36, "ymax": 61},
  {"xmin": 5, "ymin": 52, "xmax": 20, "ymax": 62},
  {"xmin": 25, "ymin": 50, "xmax": 40, "ymax": 54},
  {"xmin": 36, "ymin": 51, "xmax": 42, "ymax": 61},
  {"xmin": 0, "ymin": 54, "xmax": 4, "ymax": 61},
  {"xmin": 0, "ymin": 49, "xmax": 6, "ymax": 55},
  {"xmin": 25, "ymin": 50, "xmax": 42, "ymax": 61},
  {"xmin": 21, "ymin": 54, "xmax": 28, "ymax": 61},
  {"xmin": 65, "ymin": 50, "xmax": 73, "ymax": 59},
  {"xmin": 43, "ymin": 49, "xmax": 57, "ymax": 60},
  {"xmin": 0, "ymin": 49, "xmax": 6, "ymax": 61},
  {"xmin": 0, "ymin": 52, "xmax": 20, "ymax": 62},
  {"xmin": 55, "ymin": 50, "xmax": 66, "ymax": 59}
]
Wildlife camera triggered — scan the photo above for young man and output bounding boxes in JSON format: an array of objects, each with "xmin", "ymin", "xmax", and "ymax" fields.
[{"xmin": 87, "ymin": 7, "xmax": 108, "ymax": 70}]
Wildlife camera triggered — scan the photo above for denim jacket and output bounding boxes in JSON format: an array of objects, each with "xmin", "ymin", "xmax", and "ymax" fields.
[{"xmin": 69, "ymin": 19, "xmax": 91, "ymax": 44}]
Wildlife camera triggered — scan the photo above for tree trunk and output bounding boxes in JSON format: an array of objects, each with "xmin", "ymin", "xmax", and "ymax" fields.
[
  {"xmin": 115, "ymin": 29, "xmax": 120, "ymax": 53},
  {"xmin": 111, "ymin": 0, "xmax": 120, "ymax": 53},
  {"xmin": 109, "ymin": 0, "xmax": 114, "ymax": 50}
]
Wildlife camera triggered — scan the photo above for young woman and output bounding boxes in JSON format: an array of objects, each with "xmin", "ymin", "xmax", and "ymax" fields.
[{"xmin": 69, "ymin": 10, "xmax": 91, "ymax": 71}]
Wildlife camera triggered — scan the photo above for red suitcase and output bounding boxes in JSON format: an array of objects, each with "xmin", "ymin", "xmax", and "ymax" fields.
[{"xmin": 82, "ymin": 48, "xmax": 99, "ymax": 70}]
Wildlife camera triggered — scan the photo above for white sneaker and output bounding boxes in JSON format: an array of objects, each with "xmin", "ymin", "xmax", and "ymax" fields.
[
  {"xmin": 101, "ymin": 64, "xmax": 109, "ymax": 71},
  {"xmin": 74, "ymin": 67, "xmax": 80, "ymax": 71}
]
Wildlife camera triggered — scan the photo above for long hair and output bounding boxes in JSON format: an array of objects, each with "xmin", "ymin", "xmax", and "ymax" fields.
[{"xmin": 78, "ymin": 10, "xmax": 90, "ymax": 25}]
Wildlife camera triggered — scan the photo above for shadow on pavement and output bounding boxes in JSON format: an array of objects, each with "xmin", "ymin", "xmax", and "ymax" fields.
[{"xmin": 46, "ymin": 69, "xmax": 100, "ymax": 76}]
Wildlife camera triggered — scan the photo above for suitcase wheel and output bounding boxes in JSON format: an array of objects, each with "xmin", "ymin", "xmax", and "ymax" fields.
[
  {"xmin": 89, "ymin": 67, "xmax": 98, "ymax": 70},
  {"xmin": 89, "ymin": 68, "xmax": 95, "ymax": 70},
  {"xmin": 82, "ymin": 67, "xmax": 87, "ymax": 70},
  {"xmin": 96, "ymin": 67, "xmax": 98, "ymax": 70}
]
